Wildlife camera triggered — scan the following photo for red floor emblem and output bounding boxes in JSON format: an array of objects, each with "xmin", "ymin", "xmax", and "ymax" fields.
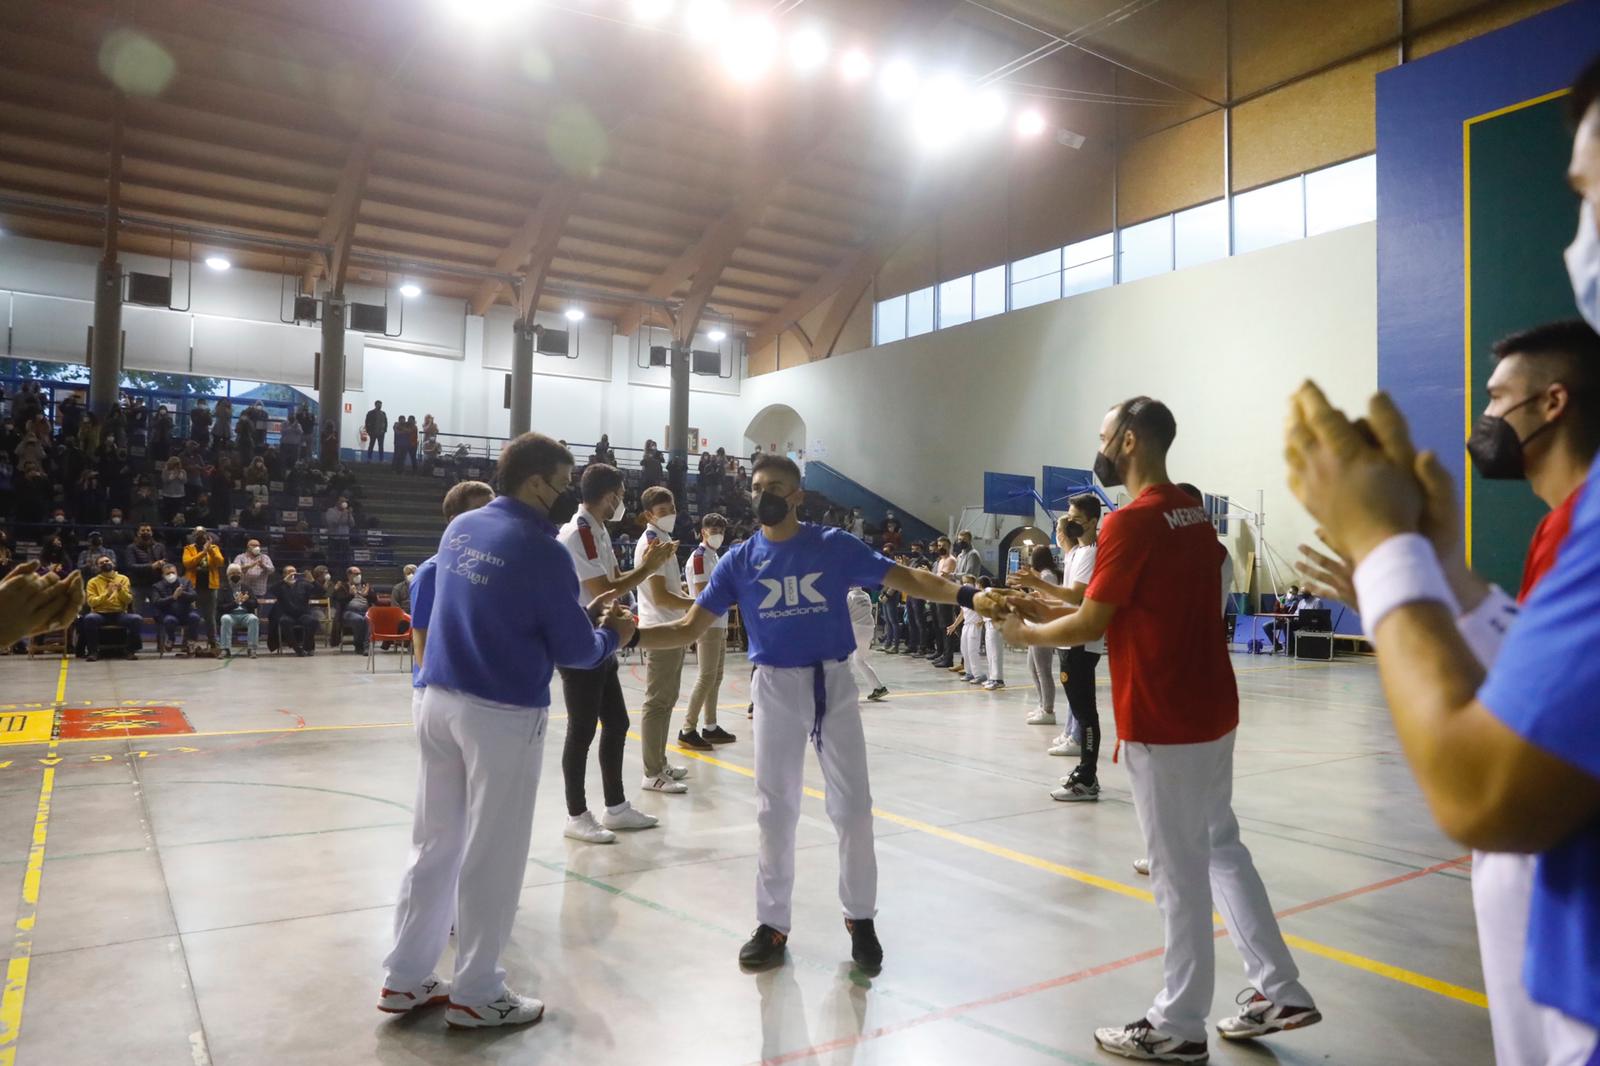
[{"xmin": 57, "ymin": 706, "xmax": 194, "ymax": 740}]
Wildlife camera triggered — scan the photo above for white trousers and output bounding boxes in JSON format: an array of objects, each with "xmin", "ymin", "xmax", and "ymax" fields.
[
  {"xmin": 384, "ymin": 686, "xmax": 548, "ymax": 1006},
  {"xmin": 1473, "ymin": 850, "xmax": 1600, "ymax": 1066},
  {"xmin": 1125, "ymin": 730, "xmax": 1313, "ymax": 1042},
  {"xmin": 984, "ymin": 620, "xmax": 1004, "ymax": 682},
  {"xmin": 961, "ymin": 626, "xmax": 982, "ymax": 677},
  {"xmin": 851, "ymin": 624, "xmax": 883, "ymax": 691},
  {"xmin": 752, "ymin": 660, "xmax": 876, "ymax": 933}
]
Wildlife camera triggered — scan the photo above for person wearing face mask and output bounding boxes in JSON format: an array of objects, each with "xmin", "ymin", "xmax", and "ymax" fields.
[
  {"xmin": 679, "ymin": 512, "xmax": 739, "ymax": 750},
  {"xmin": 267, "ymin": 565, "xmax": 320, "ymax": 656},
  {"xmin": 231, "ymin": 538, "xmax": 275, "ymax": 599},
  {"xmin": 218, "ymin": 564, "xmax": 259, "ymax": 658},
  {"xmin": 75, "ymin": 532, "xmax": 108, "ymax": 579},
  {"xmin": 153, "ymin": 564, "xmax": 204, "ymax": 654},
  {"xmin": 633, "ymin": 486, "xmax": 699, "ymax": 791},
  {"xmin": 954, "ymin": 531, "xmax": 982, "ymax": 578},
  {"xmin": 183, "ymin": 526, "xmax": 225, "ymax": 646},
  {"xmin": 556, "ymin": 464, "xmax": 678, "ymax": 844},
  {"xmin": 409, "ymin": 482, "xmax": 495, "ymax": 719},
  {"xmin": 81, "ymin": 554, "xmax": 142, "ymax": 661},
  {"xmin": 629, "ymin": 454, "xmax": 1012, "ymax": 973},
  {"xmin": 324, "ymin": 496, "xmax": 355, "ymax": 535},
  {"xmin": 123, "ymin": 524, "xmax": 166, "ymax": 612},
  {"xmin": 392, "ymin": 563, "xmax": 417, "ymax": 613},
  {"xmin": 332, "ymin": 566, "xmax": 373, "ymax": 654}
]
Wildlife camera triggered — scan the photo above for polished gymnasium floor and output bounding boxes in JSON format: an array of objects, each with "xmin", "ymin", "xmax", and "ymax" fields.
[{"xmin": 0, "ymin": 644, "xmax": 1487, "ymax": 1066}]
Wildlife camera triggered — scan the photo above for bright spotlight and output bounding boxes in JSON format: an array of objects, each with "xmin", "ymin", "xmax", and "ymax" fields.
[
  {"xmin": 1015, "ymin": 108, "xmax": 1048, "ymax": 139},
  {"xmin": 838, "ymin": 47, "xmax": 872, "ymax": 83},
  {"xmin": 204, "ymin": 255, "xmax": 231, "ymax": 272},
  {"xmin": 437, "ymin": 0, "xmax": 537, "ymax": 25},
  {"xmin": 684, "ymin": 0, "xmax": 728, "ymax": 42},
  {"xmin": 399, "ymin": 283, "xmax": 422, "ymax": 299},
  {"xmin": 631, "ymin": 0, "xmax": 674, "ymax": 22},
  {"xmin": 788, "ymin": 26, "xmax": 828, "ymax": 75},
  {"xmin": 564, "ymin": 307, "xmax": 585, "ymax": 322},
  {"xmin": 974, "ymin": 86, "xmax": 1008, "ymax": 129},
  {"xmin": 879, "ymin": 58, "xmax": 918, "ymax": 101},
  {"xmin": 708, "ymin": 328, "xmax": 727, "ymax": 342},
  {"xmin": 722, "ymin": 15, "xmax": 778, "ymax": 82}
]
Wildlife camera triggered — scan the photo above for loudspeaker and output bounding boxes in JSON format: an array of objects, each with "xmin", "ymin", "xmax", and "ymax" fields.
[
  {"xmin": 537, "ymin": 328, "xmax": 569, "ymax": 356},
  {"xmin": 649, "ymin": 345, "xmax": 669, "ymax": 367},
  {"xmin": 503, "ymin": 374, "xmax": 511, "ymax": 410},
  {"xmin": 691, "ymin": 349, "xmax": 720, "ymax": 376},
  {"xmin": 125, "ymin": 272, "xmax": 172, "ymax": 307},
  {"xmin": 348, "ymin": 302, "xmax": 387, "ymax": 333},
  {"xmin": 293, "ymin": 295, "xmax": 319, "ymax": 322}
]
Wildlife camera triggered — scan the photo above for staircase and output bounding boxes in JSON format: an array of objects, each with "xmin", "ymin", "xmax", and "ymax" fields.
[{"xmin": 344, "ymin": 462, "xmax": 451, "ymax": 586}]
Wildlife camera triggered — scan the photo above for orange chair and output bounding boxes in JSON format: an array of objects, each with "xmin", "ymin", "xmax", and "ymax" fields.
[{"xmin": 365, "ymin": 605, "xmax": 412, "ymax": 673}]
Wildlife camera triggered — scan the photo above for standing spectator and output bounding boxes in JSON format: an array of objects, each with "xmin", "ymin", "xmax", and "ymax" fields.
[
  {"xmin": 188, "ymin": 399, "xmax": 212, "ymax": 444},
  {"xmin": 102, "ymin": 401, "xmax": 126, "ymax": 448},
  {"xmin": 640, "ymin": 440, "xmax": 664, "ymax": 489},
  {"xmin": 278, "ymin": 416, "xmax": 303, "ymax": 469},
  {"xmin": 324, "ymin": 495, "xmax": 355, "ymax": 534},
  {"xmin": 332, "ymin": 565, "xmax": 372, "ymax": 654},
  {"xmin": 81, "ymin": 553, "xmax": 142, "ymax": 661},
  {"xmin": 153, "ymin": 562, "xmax": 205, "ymax": 654},
  {"xmin": 955, "ymin": 531, "xmax": 982, "ymax": 578},
  {"xmin": 245, "ymin": 400, "xmax": 269, "ymax": 435},
  {"xmin": 59, "ymin": 393, "xmax": 83, "ymax": 440},
  {"xmin": 268, "ymin": 565, "xmax": 320, "ymax": 656},
  {"xmin": 77, "ymin": 411, "xmax": 101, "ymax": 455},
  {"xmin": 295, "ymin": 404, "xmax": 315, "ymax": 437},
  {"xmin": 232, "ymin": 537, "xmax": 275, "ymax": 598},
  {"xmin": 421, "ymin": 413, "xmax": 438, "ymax": 447},
  {"xmin": 160, "ymin": 456, "xmax": 187, "ymax": 520},
  {"xmin": 75, "ymin": 531, "xmax": 109, "ymax": 578},
  {"xmin": 878, "ymin": 575, "xmax": 904, "ymax": 653},
  {"xmin": 320, "ymin": 420, "xmax": 339, "ymax": 470},
  {"xmin": 593, "ymin": 433, "xmax": 615, "ymax": 466},
  {"xmin": 365, "ymin": 401, "xmax": 388, "ymax": 462},
  {"xmin": 217, "ymin": 564, "xmax": 259, "ymax": 657},
  {"xmin": 183, "ymin": 527, "xmax": 225, "ymax": 643},
  {"xmin": 124, "ymin": 523, "xmax": 166, "ymax": 610},
  {"xmin": 697, "ymin": 450, "xmax": 714, "ymax": 511},
  {"xmin": 679, "ymin": 512, "xmax": 737, "ymax": 750},
  {"xmin": 213, "ymin": 397, "xmax": 233, "ymax": 450},
  {"xmin": 235, "ymin": 410, "xmax": 256, "ymax": 465},
  {"xmin": 393, "ymin": 415, "xmax": 418, "ymax": 472},
  {"xmin": 150, "ymin": 404, "xmax": 174, "ymax": 462}
]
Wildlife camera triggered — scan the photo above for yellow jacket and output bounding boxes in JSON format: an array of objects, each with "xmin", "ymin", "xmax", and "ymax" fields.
[
  {"xmin": 86, "ymin": 572, "xmax": 134, "ymax": 613},
  {"xmin": 183, "ymin": 542, "xmax": 226, "ymax": 590}
]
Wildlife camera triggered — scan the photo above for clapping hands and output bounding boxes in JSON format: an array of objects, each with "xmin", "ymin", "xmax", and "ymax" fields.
[{"xmin": 0, "ymin": 563, "xmax": 85, "ymax": 646}]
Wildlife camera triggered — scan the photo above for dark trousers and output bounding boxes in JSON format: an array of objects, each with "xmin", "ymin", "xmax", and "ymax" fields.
[
  {"xmin": 934, "ymin": 603, "xmax": 956, "ymax": 660},
  {"xmin": 366, "ymin": 431, "xmax": 385, "ymax": 461},
  {"xmin": 275, "ymin": 611, "xmax": 320, "ymax": 652},
  {"xmin": 558, "ymin": 658, "xmax": 629, "ymax": 817},
  {"xmin": 340, "ymin": 609, "xmax": 370, "ymax": 652},
  {"xmin": 1065, "ymin": 647, "xmax": 1102, "ymax": 779},
  {"xmin": 881, "ymin": 605, "xmax": 902, "ymax": 649},
  {"xmin": 161, "ymin": 610, "xmax": 204, "ymax": 644},
  {"xmin": 905, "ymin": 598, "xmax": 924, "ymax": 652},
  {"xmin": 81, "ymin": 612, "xmax": 144, "ymax": 655}
]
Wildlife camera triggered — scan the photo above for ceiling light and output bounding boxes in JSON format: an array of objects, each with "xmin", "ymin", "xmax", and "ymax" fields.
[
  {"xmin": 437, "ymin": 0, "xmax": 537, "ymax": 25},
  {"xmin": 708, "ymin": 328, "xmax": 727, "ymax": 342},
  {"xmin": 1015, "ymin": 108, "xmax": 1048, "ymax": 139},
  {"xmin": 204, "ymin": 255, "xmax": 231, "ymax": 271},
  {"xmin": 399, "ymin": 283, "xmax": 422, "ymax": 298},
  {"xmin": 721, "ymin": 15, "xmax": 778, "ymax": 82},
  {"xmin": 631, "ymin": 0, "xmax": 674, "ymax": 22},
  {"xmin": 839, "ymin": 48, "xmax": 872, "ymax": 83},
  {"xmin": 788, "ymin": 26, "xmax": 828, "ymax": 75},
  {"xmin": 564, "ymin": 307, "xmax": 585, "ymax": 322},
  {"xmin": 684, "ymin": 0, "xmax": 728, "ymax": 41},
  {"xmin": 974, "ymin": 86, "xmax": 1008, "ymax": 130},
  {"xmin": 879, "ymin": 58, "xmax": 918, "ymax": 102}
]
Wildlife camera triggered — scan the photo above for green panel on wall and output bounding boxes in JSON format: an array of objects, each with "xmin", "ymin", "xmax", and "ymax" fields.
[{"xmin": 1465, "ymin": 94, "xmax": 1578, "ymax": 591}]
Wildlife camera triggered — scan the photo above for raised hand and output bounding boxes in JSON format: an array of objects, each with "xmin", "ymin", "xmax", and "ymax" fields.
[
  {"xmin": 585, "ymin": 589, "xmax": 619, "ymax": 625},
  {"xmin": 1295, "ymin": 530, "xmax": 1357, "ymax": 607},
  {"xmin": 972, "ymin": 588, "xmax": 1019, "ymax": 620},
  {"xmin": 0, "ymin": 564, "xmax": 85, "ymax": 646},
  {"xmin": 642, "ymin": 538, "xmax": 678, "ymax": 570},
  {"xmin": 603, "ymin": 604, "xmax": 637, "ymax": 648}
]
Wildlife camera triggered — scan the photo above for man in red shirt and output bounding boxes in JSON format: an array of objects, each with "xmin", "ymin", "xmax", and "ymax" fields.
[{"xmin": 1004, "ymin": 396, "xmax": 1318, "ymax": 1063}]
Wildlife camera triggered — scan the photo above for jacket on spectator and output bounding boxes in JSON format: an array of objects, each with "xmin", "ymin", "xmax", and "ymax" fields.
[
  {"xmin": 183, "ymin": 541, "xmax": 226, "ymax": 590},
  {"xmin": 231, "ymin": 549, "xmax": 275, "ymax": 597},
  {"xmin": 217, "ymin": 583, "xmax": 258, "ymax": 620},
  {"xmin": 153, "ymin": 577, "xmax": 198, "ymax": 617},
  {"xmin": 365, "ymin": 406, "xmax": 388, "ymax": 436},
  {"xmin": 124, "ymin": 539, "xmax": 167, "ymax": 587},
  {"xmin": 86, "ymin": 571, "xmax": 134, "ymax": 614}
]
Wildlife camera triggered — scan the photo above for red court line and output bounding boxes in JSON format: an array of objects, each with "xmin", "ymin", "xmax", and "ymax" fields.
[{"xmin": 756, "ymin": 853, "xmax": 1476, "ymax": 1065}]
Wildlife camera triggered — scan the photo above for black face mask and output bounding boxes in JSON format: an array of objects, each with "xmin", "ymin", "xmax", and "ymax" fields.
[
  {"xmin": 1467, "ymin": 394, "xmax": 1556, "ymax": 480},
  {"xmin": 547, "ymin": 492, "xmax": 579, "ymax": 526},
  {"xmin": 1064, "ymin": 520, "xmax": 1085, "ymax": 540},
  {"xmin": 1093, "ymin": 449, "xmax": 1124, "ymax": 489},
  {"xmin": 754, "ymin": 491, "xmax": 790, "ymax": 526}
]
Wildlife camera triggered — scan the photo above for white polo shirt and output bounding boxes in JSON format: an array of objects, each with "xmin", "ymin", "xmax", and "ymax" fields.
[
  {"xmin": 686, "ymin": 542, "xmax": 727, "ymax": 630},
  {"xmin": 557, "ymin": 506, "xmax": 618, "ymax": 600},
  {"xmin": 633, "ymin": 523, "xmax": 687, "ymax": 626}
]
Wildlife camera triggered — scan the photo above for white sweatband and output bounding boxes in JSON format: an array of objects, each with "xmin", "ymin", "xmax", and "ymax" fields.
[
  {"xmin": 1352, "ymin": 534, "xmax": 1460, "ymax": 640},
  {"xmin": 1454, "ymin": 584, "xmax": 1518, "ymax": 668}
]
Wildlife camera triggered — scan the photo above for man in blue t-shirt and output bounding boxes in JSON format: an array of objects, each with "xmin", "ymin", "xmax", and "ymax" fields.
[
  {"xmin": 408, "ymin": 480, "xmax": 495, "ymax": 724},
  {"xmin": 636, "ymin": 455, "xmax": 1009, "ymax": 972}
]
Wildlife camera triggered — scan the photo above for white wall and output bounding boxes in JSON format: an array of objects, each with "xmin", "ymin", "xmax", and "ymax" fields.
[{"xmin": 741, "ymin": 223, "xmax": 1379, "ymax": 581}]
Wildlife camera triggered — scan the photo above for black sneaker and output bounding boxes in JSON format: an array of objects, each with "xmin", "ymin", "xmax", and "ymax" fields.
[
  {"xmin": 702, "ymin": 725, "xmax": 737, "ymax": 744},
  {"xmin": 677, "ymin": 728, "xmax": 712, "ymax": 751},
  {"xmin": 845, "ymin": 918, "xmax": 882, "ymax": 971},
  {"xmin": 866, "ymin": 686, "xmax": 889, "ymax": 702},
  {"xmin": 739, "ymin": 924, "xmax": 788, "ymax": 969}
]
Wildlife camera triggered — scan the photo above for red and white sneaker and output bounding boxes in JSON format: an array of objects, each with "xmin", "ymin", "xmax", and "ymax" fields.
[
  {"xmin": 446, "ymin": 990, "xmax": 546, "ymax": 1029},
  {"xmin": 1215, "ymin": 989, "xmax": 1322, "ymax": 1039},
  {"xmin": 1094, "ymin": 1019, "xmax": 1208, "ymax": 1062},
  {"xmin": 377, "ymin": 974, "xmax": 449, "ymax": 1014}
]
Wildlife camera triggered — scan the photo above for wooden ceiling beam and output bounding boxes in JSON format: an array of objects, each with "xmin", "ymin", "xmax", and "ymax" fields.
[{"xmin": 469, "ymin": 180, "xmax": 582, "ymax": 317}]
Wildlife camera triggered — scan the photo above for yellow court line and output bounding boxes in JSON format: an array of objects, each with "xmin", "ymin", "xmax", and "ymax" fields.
[
  {"xmin": 0, "ymin": 657, "xmax": 67, "ymax": 1066},
  {"xmin": 654, "ymin": 737, "xmax": 1488, "ymax": 1009}
]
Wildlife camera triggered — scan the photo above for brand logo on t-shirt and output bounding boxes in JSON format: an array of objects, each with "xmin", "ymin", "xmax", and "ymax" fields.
[
  {"xmin": 756, "ymin": 573, "xmax": 828, "ymax": 618},
  {"xmin": 1163, "ymin": 506, "xmax": 1209, "ymax": 530}
]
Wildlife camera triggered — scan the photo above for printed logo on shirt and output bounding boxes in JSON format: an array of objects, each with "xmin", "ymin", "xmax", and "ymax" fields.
[
  {"xmin": 754, "ymin": 558, "xmax": 772, "ymax": 571},
  {"xmin": 445, "ymin": 535, "xmax": 506, "ymax": 587},
  {"xmin": 1163, "ymin": 506, "xmax": 1209, "ymax": 530},
  {"xmin": 756, "ymin": 573, "xmax": 828, "ymax": 618}
]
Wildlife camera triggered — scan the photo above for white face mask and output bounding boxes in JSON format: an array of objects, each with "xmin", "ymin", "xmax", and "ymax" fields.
[
  {"xmin": 248, "ymin": 545, "xmax": 261, "ymax": 555},
  {"xmin": 652, "ymin": 512, "xmax": 676, "ymax": 534},
  {"xmin": 164, "ymin": 573, "xmax": 178, "ymax": 584},
  {"xmin": 706, "ymin": 533, "xmax": 725, "ymax": 549},
  {"xmin": 609, "ymin": 496, "xmax": 626, "ymax": 523},
  {"xmin": 1566, "ymin": 201, "xmax": 1600, "ymax": 332}
]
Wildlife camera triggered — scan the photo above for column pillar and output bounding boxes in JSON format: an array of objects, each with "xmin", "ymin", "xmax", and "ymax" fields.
[
  {"xmin": 667, "ymin": 342, "xmax": 691, "ymax": 499},
  {"xmin": 318, "ymin": 298, "xmax": 345, "ymax": 462},
  {"xmin": 89, "ymin": 258, "xmax": 122, "ymax": 415},
  {"xmin": 510, "ymin": 318, "xmax": 535, "ymax": 437}
]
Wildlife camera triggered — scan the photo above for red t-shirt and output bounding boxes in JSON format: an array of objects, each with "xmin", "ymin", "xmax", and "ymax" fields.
[
  {"xmin": 1086, "ymin": 483, "xmax": 1239, "ymax": 745},
  {"xmin": 1518, "ymin": 485, "xmax": 1585, "ymax": 603}
]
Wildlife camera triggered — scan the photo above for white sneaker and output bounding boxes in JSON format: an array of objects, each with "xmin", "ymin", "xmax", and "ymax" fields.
[
  {"xmin": 446, "ymin": 989, "xmax": 545, "ymax": 1029},
  {"xmin": 378, "ymin": 974, "xmax": 449, "ymax": 1014},
  {"xmin": 600, "ymin": 803, "xmax": 659, "ymax": 831},
  {"xmin": 563, "ymin": 811, "xmax": 616, "ymax": 844},
  {"xmin": 1215, "ymin": 989, "xmax": 1322, "ymax": 1040},
  {"xmin": 1094, "ymin": 1019, "xmax": 1208, "ymax": 1061},
  {"xmin": 1133, "ymin": 858, "xmax": 1151, "ymax": 876},
  {"xmin": 1051, "ymin": 779, "xmax": 1100, "ymax": 802},
  {"xmin": 665, "ymin": 764, "xmax": 690, "ymax": 780},
  {"xmin": 1047, "ymin": 737, "xmax": 1082, "ymax": 756},
  {"xmin": 1025, "ymin": 709, "xmax": 1057, "ymax": 725},
  {"xmin": 642, "ymin": 773, "xmax": 688, "ymax": 794}
]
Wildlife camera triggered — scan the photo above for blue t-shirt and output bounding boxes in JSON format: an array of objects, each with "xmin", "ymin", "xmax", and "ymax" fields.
[
  {"xmin": 418, "ymin": 496, "xmax": 618, "ymax": 708},
  {"xmin": 697, "ymin": 523, "xmax": 894, "ymax": 668},
  {"xmin": 408, "ymin": 556, "xmax": 437, "ymax": 689},
  {"xmin": 1478, "ymin": 457, "xmax": 1600, "ymax": 1028}
]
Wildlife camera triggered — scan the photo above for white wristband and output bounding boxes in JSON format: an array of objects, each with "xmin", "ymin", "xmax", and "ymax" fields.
[
  {"xmin": 1352, "ymin": 534, "xmax": 1460, "ymax": 640},
  {"xmin": 1455, "ymin": 585, "xmax": 1518, "ymax": 668}
]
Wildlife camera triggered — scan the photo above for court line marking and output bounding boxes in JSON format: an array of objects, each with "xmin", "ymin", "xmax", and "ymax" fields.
[
  {"xmin": 654, "ymin": 739, "xmax": 1489, "ymax": 1009},
  {"xmin": 0, "ymin": 657, "xmax": 67, "ymax": 1066}
]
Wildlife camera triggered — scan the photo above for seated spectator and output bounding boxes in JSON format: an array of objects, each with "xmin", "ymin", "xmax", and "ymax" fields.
[
  {"xmin": 129, "ymin": 483, "xmax": 161, "ymax": 527},
  {"xmin": 324, "ymin": 495, "xmax": 354, "ymax": 534},
  {"xmin": 217, "ymin": 564, "xmax": 259, "ymax": 658},
  {"xmin": 231, "ymin": 537, "xmax": 274, "ymax": 597},
  {"xmin": 237, "ymin": 496, "xmax": 271, "ymax": 533},
  {"xmin": 421, "ymin": 414, "xmax": 438, "ymax": 445},
  {"xmin": 182, "ymin": 527, "xmax": 225, "ymax": 643},
  {"xmin": 392, "ymin": 564, "xmax": 416, "ymax": 612},
  {"xmin": 191, "ymin": 491, "xmax": 220, "ymax": 530},
  {"xmin": 81, "ymin": 553, "xmax": 143, "ymax": 661},
  {"xmin": 152, "ymin": 562, "xmax": 204, "ymax": 654},
  {"xmin": 37, "ymin": 532, "xmax": 71, "ymax": 577},
  {"xmin": 420, "ymin": 434, "xmax": 441, "ymax": 475},
  {"xmin": 331, "ymin": 565, "xmax": 372, "ymax": 653},
  {"xmin": 268, "ymin": 564, "xmax": 319, "ymax": 656}
]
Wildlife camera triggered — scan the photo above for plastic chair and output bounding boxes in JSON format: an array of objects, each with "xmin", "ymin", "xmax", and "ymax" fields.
[{"xmin": 365, "ymin": 605, "xmax": 412, "ymax": 673}]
